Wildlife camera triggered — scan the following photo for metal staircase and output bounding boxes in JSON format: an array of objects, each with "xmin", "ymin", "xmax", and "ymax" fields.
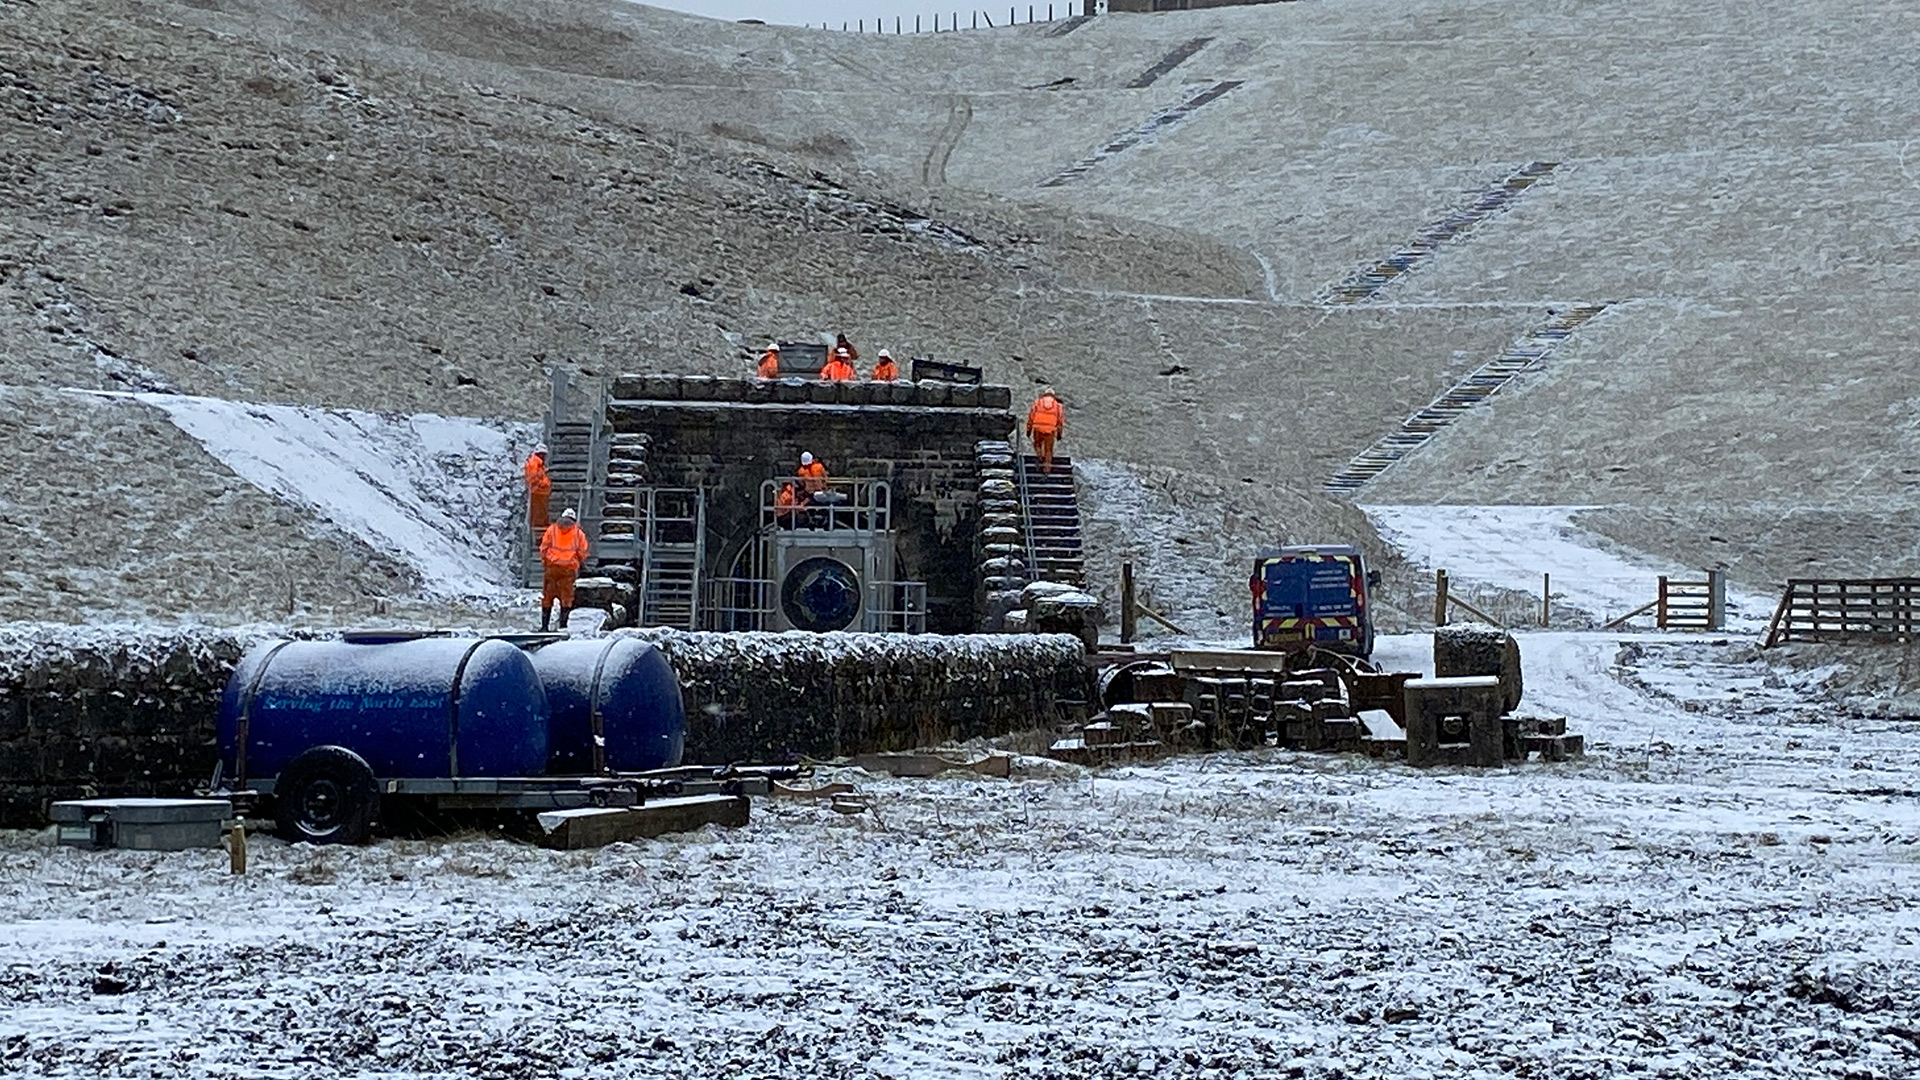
[
  {"xmin": 521, "ymin": 368, "xmax": 609, "ymax": 587},
  {"xmin": 605, "ymin": 487, "xmax": 706, "ymax": 630},
  {"xmin": 1017, "ymin": 454, "xmax": 1085, "ymax": 586}
]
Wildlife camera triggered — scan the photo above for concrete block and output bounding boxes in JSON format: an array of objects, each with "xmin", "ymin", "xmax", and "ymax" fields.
[
  {"xmin": 1403, "ymin": 676, "xmax": 1504, "ymax": 768},
  {"xmin": 535, "ymin": 795, "xmax": 749, "ymax": 850},
  {"xmin": 51, "ymin": 797, "xmax": 232, "ymax": 851}
]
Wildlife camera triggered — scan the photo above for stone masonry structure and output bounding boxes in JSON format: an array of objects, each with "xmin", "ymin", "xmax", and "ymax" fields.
[{"xmin": 600, "ymin": 374, "xmax": 1018, "ymax": 633}]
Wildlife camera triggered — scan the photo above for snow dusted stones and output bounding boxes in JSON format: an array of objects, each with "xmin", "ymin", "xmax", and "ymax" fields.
[
  {"xmin": 0, "ymin": 625, "xmax": 255, "ymax": 827},
  {"xmin": 974, "ymin": 439, "xmax": 1031, "ymax": 629},
  {"xmin": 1433, "ymin": 621, "xmax": 1524, "ymax": 713},
  {"xmin": 625, "ymin": 629, "xmax": 1086, "ymax": 763}
]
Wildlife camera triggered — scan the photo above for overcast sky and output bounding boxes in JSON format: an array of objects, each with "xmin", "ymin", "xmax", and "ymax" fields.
[{"xmin": 636, "ymin": 0, "xmax": 1091, "ymax": 29}]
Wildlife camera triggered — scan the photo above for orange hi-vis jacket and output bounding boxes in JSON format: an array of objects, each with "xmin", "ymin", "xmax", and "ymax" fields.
[
  {"xmin": 1027, "ymin": 394, "xmax": 1064, "ymax": 436},
  {"xmin": 821, "ymin": 356, "xmax": 855, "ymax": 381},
  {"xmin": 523, "ymin": 453, "xmax": 552, "ymax": 495},
  {"xmin": 872, "ymin": 358, "xmax": 899, "ymax": 381},
  {"xmin": 757, "ymin": 350, "xmax": 780, "ymax": 379},
  {"xmin": 797, "ymin": 460, "xmax": 828, "ymax": 494},
  {"xmin": 539, "ymin": 522, "xmax": 590, "ymax": 571}
]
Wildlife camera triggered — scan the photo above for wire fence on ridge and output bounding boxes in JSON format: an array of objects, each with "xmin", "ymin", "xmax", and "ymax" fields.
[{"xmin": 813, "ymin": 3, "xmax": 1089, "ymax": 33}]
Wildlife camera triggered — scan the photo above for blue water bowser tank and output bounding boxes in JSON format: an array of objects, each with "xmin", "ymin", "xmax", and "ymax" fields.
[
  {"xmin": 219, "ymin": 637, "xmax": 550, "ymax": 782},
  {"xmin": 527, "ymin": 637, "xmax": 686, "ymax": 774}
]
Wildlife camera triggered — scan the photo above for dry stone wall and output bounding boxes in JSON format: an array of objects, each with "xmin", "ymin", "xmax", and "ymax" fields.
[
  {"xmin": 628, "ymin": 629, "xmax": 1088, "ymax": 764},
  {"xmin": 0, "ymin": 628, "xmax": 252, "ymax": 828},
  {"xmin": 0, "ymin": 625, "xmax": 1087, "ymax": 826}
]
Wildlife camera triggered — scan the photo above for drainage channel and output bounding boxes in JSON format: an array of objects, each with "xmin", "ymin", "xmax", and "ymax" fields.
[
  {"xmin": 1315, "ymin": 161, "xmax": 1560, "ymax": 306},
  {"xmin": 1322, "ymin": 303, "xmax": 1609, "ymax": 497},
  {"xmin": 1126, "ymin": 37, "xmax": 1213, "ymax": 88},
  {"xmin": 1039, "ymin": 80, "xmax": 1243, "ymax": 188}
]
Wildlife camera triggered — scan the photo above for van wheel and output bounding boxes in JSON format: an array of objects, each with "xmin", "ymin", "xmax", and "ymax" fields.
[{"xmin": 274, "ymin": 746, "xmax": 379, "ymax": 845}]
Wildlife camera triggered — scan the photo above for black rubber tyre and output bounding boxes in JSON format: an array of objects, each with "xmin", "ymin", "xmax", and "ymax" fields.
[{"xmin": 273, "ymin": 745, "xmax": 379, "ymax": 845}]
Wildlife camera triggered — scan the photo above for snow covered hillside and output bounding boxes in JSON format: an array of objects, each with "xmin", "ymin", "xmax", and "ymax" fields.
[{"xmin": 134, "ymin": 393, "xmax": 535, "ymax": 602}]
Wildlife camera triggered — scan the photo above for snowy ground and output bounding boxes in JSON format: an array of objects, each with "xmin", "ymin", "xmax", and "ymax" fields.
[
  {"xmin": 1362, "ymin": 504, "xmax": 1776, "ymax": 629},
  {"xmin": 4, "ymin": 629, "xmax": 1918, "ymax": 1079}
]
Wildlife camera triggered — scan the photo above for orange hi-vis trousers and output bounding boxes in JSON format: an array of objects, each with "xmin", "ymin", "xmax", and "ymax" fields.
[{"xmin": 542, "ymin": 565, "xmax": 577, "ymax": 608}]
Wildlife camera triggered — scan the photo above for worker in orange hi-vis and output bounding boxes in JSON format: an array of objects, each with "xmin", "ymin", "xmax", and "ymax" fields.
[
  {"xmin": 773, "ymin": 481, "xmax": 799, "ymax": 529},
  {"xmin": 820, "ymin": 347, "xmax": 856, "ymax": 381},
  {"xmin": 870, "ymin": 349, "xmax": 899, "ymax": 381},
  {"xmin": 756, "ymin": 342, "xmax": 781, "ymax": 379},
  {"xmin": 539, "ymin": 508, "xmax": 591, "ymax": 631},
  {"xmin": 1026, "ymin": 389, "xmax": 1065, "ymax": 474},
  {"xmin": 522, "ymin": 443, "xmax": 552, "ymax": 529},
  {"xmin": 796, "ymin": 451, "xmax": 828, "ymax": 498}
]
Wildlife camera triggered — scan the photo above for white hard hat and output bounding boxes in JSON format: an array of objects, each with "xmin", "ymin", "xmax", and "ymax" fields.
[
  {"xmin": 877, "ymin": 349, "xmax": 891, "ymax": 359},
  {"xmin": 766, "ymin": 342, "xmax": 780, "ymax": 351},
  {"xmin": 560, "ymin": 508, "xmax": 577, "ymax": 521},
  {"xmin": 800, "ymin": 452, "xmax": 815, "ymax": 466},
  {"xmin": 533, "ymin": 442, "xmax": 548, "ymax": 455}
]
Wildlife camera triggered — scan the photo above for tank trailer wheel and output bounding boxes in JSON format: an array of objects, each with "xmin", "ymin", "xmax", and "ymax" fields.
[{"xmin": 274, "ymin": 745, "xmax": 380, "ymax": 846}]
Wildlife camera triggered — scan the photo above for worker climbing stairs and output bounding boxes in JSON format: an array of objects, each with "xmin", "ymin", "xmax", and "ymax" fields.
[
  {"xmin": 519, "ymin": 420, "xmax": 597, "ymax": 587},
  {"xmin": 1018, "ymin": 453, "xmax": 1085, "ymax": 587}
]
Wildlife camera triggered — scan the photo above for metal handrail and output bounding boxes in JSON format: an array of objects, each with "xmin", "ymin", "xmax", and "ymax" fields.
[
  {"xmin": 866, "ymin": 580, "xmax": 929, "ymax": 634},
  {"xmin": 704, "ymin": 577, "xmax": 775, "ymax": 631},
  {"xmin": 1010, "ymin": 433, "xmax": 1038, "ymax": 589},
  {"xmin": 760, "ymin": 477, "xmax": 892, "ymax": 534}
]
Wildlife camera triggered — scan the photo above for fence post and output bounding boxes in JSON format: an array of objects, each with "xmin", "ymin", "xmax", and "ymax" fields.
[
  {"xmin": 1656, "ymin": 575, "xmax": 1669, "ymax": 629},
  {"xmin": 1707, "ymin": 568, "xmax": 1725, "ymax": 631},
  {"xmin": 1434, "ymin": 569, "xmax": 1449, "ymax": 627},
  {"xmin": 1121, "ymin": 560, "xmax": 1137, "ymax": 645},
  {"xmin": 1542, "ymin": 572, "xmax": 1550, "ymax": 628}
]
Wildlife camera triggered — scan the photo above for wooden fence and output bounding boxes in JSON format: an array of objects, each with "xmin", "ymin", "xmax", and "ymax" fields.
[{"xmin": 1764, "ymin": 578, "xmax": 1920, "ymax": 648}]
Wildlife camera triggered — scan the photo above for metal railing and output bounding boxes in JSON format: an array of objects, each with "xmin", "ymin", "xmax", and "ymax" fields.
[
  {"xmin": 704, "ymin": 577, "xmax": 776, "ymax": 632},
  {"xmin": 761, "ymin": 477, "xmax": 892, "ymax": 535},
  {"xmin": 700, "ymin": 577, "xmax": 927, "ymax": 633},
  {"xmin": 868, "ymin": 580, "xmax": 929, "ymax": 634}
]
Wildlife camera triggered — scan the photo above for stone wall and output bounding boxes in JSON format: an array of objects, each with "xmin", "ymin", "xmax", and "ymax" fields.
[
  {"xmin": 604, "ymin": 374, "xmax": 1018, "ymax": 632},
  {"xmin": 629, "ymin": 629, "xmax": 1089, "ymax": 763},
  {"xmin": 0, "ymin": 626, "xmax": 1087, "ymax": 826},
  {"xmin": 0, "ymin": 628, "xmax": 250, "ymax": 828}
]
